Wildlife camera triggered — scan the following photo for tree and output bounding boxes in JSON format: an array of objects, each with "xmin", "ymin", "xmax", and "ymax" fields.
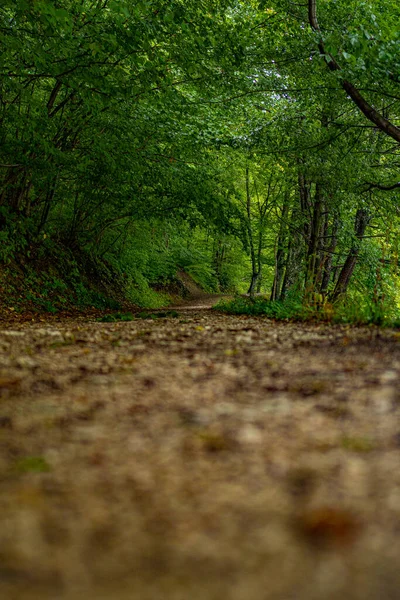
[{"xmin": 1, "ymin": 0, "xmax": 399, "ymax": 312}]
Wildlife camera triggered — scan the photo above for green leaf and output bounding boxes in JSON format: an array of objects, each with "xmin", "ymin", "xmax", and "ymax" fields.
[{"xmin": 14, "ymin": 457, "xmax": 51, "ymax": 474}]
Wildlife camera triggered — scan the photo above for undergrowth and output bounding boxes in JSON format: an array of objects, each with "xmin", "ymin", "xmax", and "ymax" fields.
[
  {"xmin": 214, "ymin": 295, "xmax": 400, "ymax": 327},
  {"xmin": 0, "ymin": 237, "xmax": 179, "ymax": 314},
  {"xmin": 0, "ymin": 248, "xmax": 121, "ymax": 314}
]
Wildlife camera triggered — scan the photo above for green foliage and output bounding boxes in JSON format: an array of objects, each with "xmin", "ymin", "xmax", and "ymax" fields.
[
  {"xmin": 98, "ymin": 312, "xmax": 135, "ymax": 322},
  {"xmin": 1, "ymin": 0, "xmax": 399, "ymax": 320},
  {"xmin": 216, "ymin": 291, "xmax": 400, "ymax": 327},
  {"xmin": 173, "ymin": 246, "xmax": 218, "ymax": 292},
  {"xmin": 14, "ymin": 456, "xmax": 51, "ymax": 474},
  {"xmin": 75, "ymin": 287, "xmax": 121, "ymax": 310},
  {"xmin": 0, "ymin": 209, "xmax": 33, "ymax": 263},
  {"xmin": 332, "ymin": 295, "xmax": 398, "ymax": 327},
  {"xmin": 125, "ymin": 280, "xmax": 172, "ymax": 309},
  {"xmin": 0, "ymin": 244, "xmax": 122, "ymax": 313},
  {"xmin": 214, "ymin": 294, "xmax": 306, "ymax": 320}
]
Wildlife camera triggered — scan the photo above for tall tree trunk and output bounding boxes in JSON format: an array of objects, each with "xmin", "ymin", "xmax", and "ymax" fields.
[
  {"xmin": 298, "ymin": 169, "xmax": 311, "ymax": 245},
  {"xmin": 280, "ymin": 208, "xmax": 304, "ymax": 300},
  {"xmin": 245, "ymin": 167, "xmax": 260, "ymax": 298},
  {"xmin": 320, "ymin": 215, "xmax": 339, "ymax": 295},
  {"xmin": 331, "ymin": 209, "xmax": 370, "ymax": 301},
  {"xmin": 271, "ymin": 197, "xmax": 289, "ymax": 301},
  {"xmin": 0, "ymin": 166, "xmax": 29, "ymax": 214},
  {"xmin": 304, "ymin": 182, "xmax": 323, "ymax": 297},
  {"xmin": 213, "ymin": 238, "xmax": 226, "ymax": 291},
  {"xmin": 37, "ymin": 175, "xmax": 59, "ymax": 234}
]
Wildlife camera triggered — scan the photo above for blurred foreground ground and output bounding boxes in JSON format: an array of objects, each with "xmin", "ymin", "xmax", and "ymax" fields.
[{"xmin": 0, "ymin": 307, "xmax": 400, "ymax": 599}]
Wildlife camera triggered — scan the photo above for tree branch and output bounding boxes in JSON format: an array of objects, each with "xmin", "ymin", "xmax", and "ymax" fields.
[
  {"xmin": 47, "ymin": 80, "xmax": 62, "ymax": 114},
  {"xmin": 363, "ymin": 181, "xmax": 400, "ymax": 192},
  {"xmin": 308, "ymin": 0, "xmax": 400, "ymax": 144}
]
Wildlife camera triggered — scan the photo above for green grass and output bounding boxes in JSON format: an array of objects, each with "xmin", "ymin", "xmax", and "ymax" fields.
[{"xmin": 214, "ymin": 295, "xmax": 307, "ymax": 320}]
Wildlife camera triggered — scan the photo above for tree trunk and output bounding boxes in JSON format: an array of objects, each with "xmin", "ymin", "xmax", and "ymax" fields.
[
  {"xmin": 331, "ymin": 209, "xmax": 370, "ymax": 301},
  {"xmin": 280, "ymin": 207, "xmax": 304, "ymax": 300},
  {"xmin": 304, "ymin": 183, "xmax": 323, "ymax": 296},
  {"xmin": 298, "ymin": 169, "xmax": 311, "ymax": 245},
  {"xmin": 320, "ymin": 215, "xmax": 339, "ymax": 295},
  {"xmin": 271, "ymin": 198, "xmax": 289, "ymax": 301},
  {"xmin": 37, "ymin": 175, "xmax": 59, "ymax": 234},
  {"xmin": 248, "ymin": 272, "xmax": 261, "ymax": 297},
  {"xmin": 245, "ymin": 167, "xmax": 260, "ymax": 298},
  {"xmin": 213, "ymin": 238, "xmax": 226, "ymax": 291}
]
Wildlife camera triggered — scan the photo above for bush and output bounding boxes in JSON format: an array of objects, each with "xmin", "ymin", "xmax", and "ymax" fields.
[
  {"xmin": 214, "ymin": 294, "xmax": 306, "ymax": 319},
  {"xmin": 215, "ymin": 293, "xmax": 400, "ymax": 327}
]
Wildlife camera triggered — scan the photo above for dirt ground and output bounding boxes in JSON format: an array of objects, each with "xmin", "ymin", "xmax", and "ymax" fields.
[{"xmin": 1, "ymin": 301, "xmax": 400, "ymax": 599}]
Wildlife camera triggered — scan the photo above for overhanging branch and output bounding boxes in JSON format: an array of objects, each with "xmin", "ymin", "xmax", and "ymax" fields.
[
  {"xmin": 308, "ymin": 0, "xmax": 400, "ymax": 144},
  {"xmin": 363, "ymin": 181, "xmax": 400, "ymax": 192}
]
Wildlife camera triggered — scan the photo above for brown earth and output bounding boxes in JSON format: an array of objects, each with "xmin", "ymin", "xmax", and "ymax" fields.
[{"xmin": 1, "ymin": 302, "xmax": 400, "ymax": 599}]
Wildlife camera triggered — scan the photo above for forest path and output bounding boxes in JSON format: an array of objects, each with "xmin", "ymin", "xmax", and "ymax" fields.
[
  {"xmin": 166, "ymin": 293, "xmax": 230, "ymax": 310},
  {"xmin": 1, "ymin": 311, "xmax": 400, "ymax": 599}
]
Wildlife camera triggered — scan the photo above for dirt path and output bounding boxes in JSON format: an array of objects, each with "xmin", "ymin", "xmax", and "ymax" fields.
[
  {"xmin": 167, "ymin": 294, "xmax": 230, "ymax": 310},
  {"xmin": 1, "ymin": 309, "xmax": 400, "ymax": 599}
]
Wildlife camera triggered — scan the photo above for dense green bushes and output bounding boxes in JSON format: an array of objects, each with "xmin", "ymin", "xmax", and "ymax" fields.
[{"xmin": 215, "ymin": 291, "xmax": 400, "ymax": 327}]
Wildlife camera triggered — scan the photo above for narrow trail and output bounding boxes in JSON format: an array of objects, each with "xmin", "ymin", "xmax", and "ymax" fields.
[
  {"xmin": 167, "ymin": 293, "xmax": 230, "ymax": 310},
  {"xmin": 0, "ymin": 307, "xmax": 400, "ymax": 599}
]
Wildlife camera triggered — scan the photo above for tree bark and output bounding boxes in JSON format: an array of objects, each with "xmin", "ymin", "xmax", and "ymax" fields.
[
  {"xmin": 320, "ymin": 215, "xmax": 339, "ymax": 295},
  {"xmin": 245, "ymin": 167, "xmax": 260, "ymax": 298},
  {"xmin": 271, "ymin": 197, "xmax": 289, "ymax": 301},
  {"xmin": 298, "ymin": 169, "xmax": 311, "ymax": 245},
  {"xmin": 304, "ymin": 182, "xmax": 323, "ymax": 295},
  {"xmin": 280, "ymin": 207, "xmax": 304, "ymax": 300},
  {"xmin": 331, "ymin": 209, "xmax": 370, "ymax": 301}
]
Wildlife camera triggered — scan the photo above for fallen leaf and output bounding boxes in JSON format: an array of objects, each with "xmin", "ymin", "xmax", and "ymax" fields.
[{"xmin": 297, "ymin": 506, "xmax": 362, "ymax": 547}]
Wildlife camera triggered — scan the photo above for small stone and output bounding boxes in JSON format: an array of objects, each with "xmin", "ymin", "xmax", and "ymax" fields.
[
  {"xmin": 380, "ymin": 370, "xmax": 398, "ymax": 384},
  {"xmin": 237, "ymin": 424, "xmax": 263, "ymax": 445},
  {"xmin": 215, "ymin": 402, "xmax": 236, "ymax": 416},
  {"xmin": 15, "ymin": 356, "xmax": 37, "ymax": 369},
  {"xmin": 178, "ymin": 408, "xmax": 209, "ymax": 426},
  {"xmin": 2, "ymin": 330, "xmax": 25, "ymax": 337}
]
